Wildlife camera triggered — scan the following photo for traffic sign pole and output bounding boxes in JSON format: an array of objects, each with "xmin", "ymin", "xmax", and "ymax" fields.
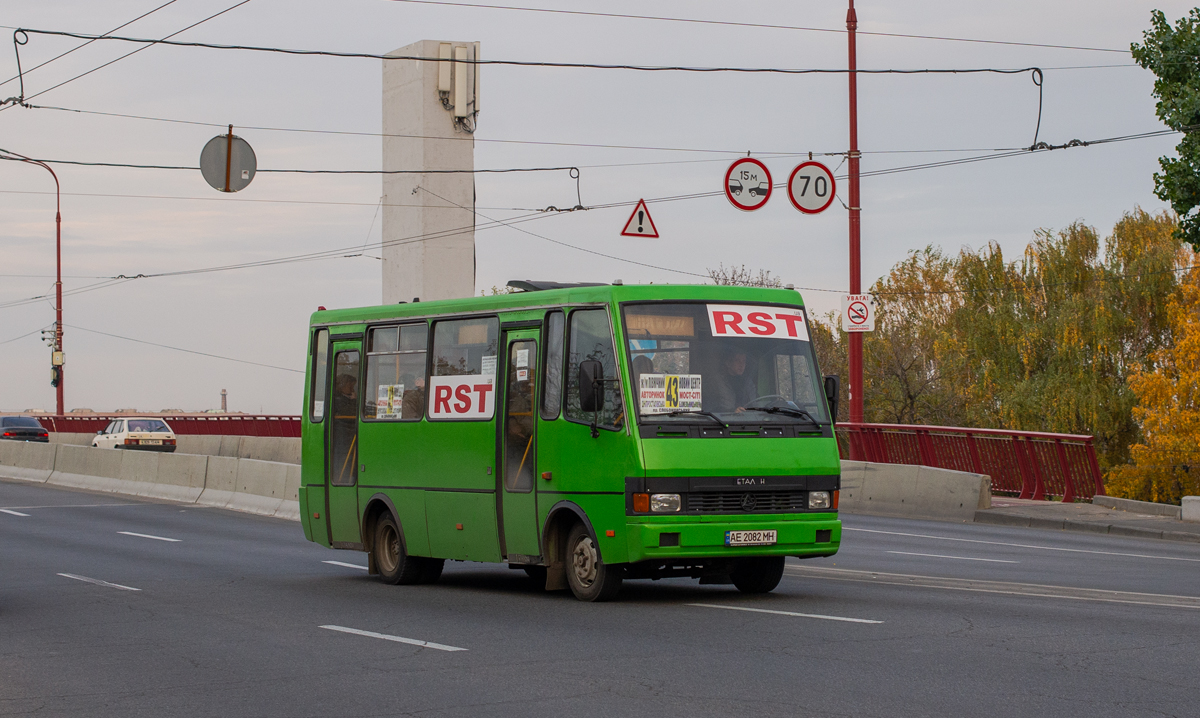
[{"xmin": 847, "ymin": 0, "xmax": 864, "ymax": 438}]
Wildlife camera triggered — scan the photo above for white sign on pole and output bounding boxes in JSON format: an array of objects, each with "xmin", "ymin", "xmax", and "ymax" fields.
[
  {"xmin": 841, "ymin": 294, "xmax": 874, "ymax": 332},
  {"xmin": 787, "ymin": 161, "xmax": 836, "ymax": 214}
]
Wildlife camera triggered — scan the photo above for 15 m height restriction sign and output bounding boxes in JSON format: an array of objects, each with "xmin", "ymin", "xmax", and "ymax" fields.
[{"xmin": 841, "ymin": 294, "xmax": 874, "ymax": 332}]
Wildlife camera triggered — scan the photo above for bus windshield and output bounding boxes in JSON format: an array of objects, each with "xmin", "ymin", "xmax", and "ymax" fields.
[{"xmin": 623, "ymin": 302, "xmax": 829, "ymax": 426}]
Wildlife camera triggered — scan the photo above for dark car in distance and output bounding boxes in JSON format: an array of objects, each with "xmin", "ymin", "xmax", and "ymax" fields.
[{"xmin": 0, "ymin": 416, "xmax": 50, "ymax": 442}]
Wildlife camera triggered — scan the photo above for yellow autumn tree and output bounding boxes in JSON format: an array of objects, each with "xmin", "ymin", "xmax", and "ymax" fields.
[{"xmin": 1108, "ymin": 252, "xmax": 1200, "ymax": 503}]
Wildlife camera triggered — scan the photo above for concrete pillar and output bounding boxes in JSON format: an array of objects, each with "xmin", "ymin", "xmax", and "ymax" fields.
[{"xmin": 381, "ymin": 40, "xmax": 480, "ymax": 305}]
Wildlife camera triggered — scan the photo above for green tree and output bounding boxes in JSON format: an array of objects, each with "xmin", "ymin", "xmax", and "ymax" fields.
[
  {"xmin": 866, "ymin": 247, "xmax": 965, "ymax": 425},
  {"xmin": 1132, "ymin": 10, "xmax": 1200, "ymax": 248}
]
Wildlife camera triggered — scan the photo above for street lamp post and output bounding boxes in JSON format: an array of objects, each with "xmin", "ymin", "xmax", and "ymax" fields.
[{"xmin": 3, "ymin": 150, "xmax": 64, "ymax": 416}]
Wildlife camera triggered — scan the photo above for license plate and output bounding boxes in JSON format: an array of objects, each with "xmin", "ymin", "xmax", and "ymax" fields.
[
  {"xmin": 725, "ymin": 530, "xmax": 777, "ymax": 546},
  {"xmin": 143, "ymin": 439, "xmax": 162, "ymax": 445}
]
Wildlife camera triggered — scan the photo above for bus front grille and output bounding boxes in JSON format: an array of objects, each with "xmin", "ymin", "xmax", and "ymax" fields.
[{"xmin": 685, "ymin": 491, "xmax": 808, "ymax": 513}]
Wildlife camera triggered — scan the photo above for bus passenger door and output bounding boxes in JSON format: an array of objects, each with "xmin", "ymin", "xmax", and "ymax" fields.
[
  {"xmin": 499, "ymin": 331, "xmax": 541, "ymax": 559},
  {"xmin": 327, "ymin": 346, "xmax": 363, "ymax": 547}
]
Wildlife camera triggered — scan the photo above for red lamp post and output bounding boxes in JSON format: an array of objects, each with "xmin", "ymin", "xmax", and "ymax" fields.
[{"xmin": 846, "ymin": 1, "xmax": 864, "ymax": 446}]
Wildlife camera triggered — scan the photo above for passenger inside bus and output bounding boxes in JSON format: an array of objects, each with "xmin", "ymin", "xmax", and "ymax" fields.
[{"xmin": 708, "ymin": 348, "xmax": 756, "ymax": 413}]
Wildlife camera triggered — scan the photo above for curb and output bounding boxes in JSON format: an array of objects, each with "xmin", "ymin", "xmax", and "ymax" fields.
[{"xmin": 974, "ymin": 510, "xmax": 1200, "ymax": 544}]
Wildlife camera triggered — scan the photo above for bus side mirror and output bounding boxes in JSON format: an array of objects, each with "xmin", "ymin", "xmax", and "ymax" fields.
[
  {"xmin": 823, "ymin": 375, "xmax": 840, "ymax": 423},
  {"xmin": 578, "ymin": 360, "xmax": 605, "ymax": 413}
]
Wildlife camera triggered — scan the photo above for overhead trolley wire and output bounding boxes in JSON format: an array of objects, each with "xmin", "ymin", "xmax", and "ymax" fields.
[
  {"xmin": 21, "ymin": 103, "xmax": 1062, "ymax": 156},
  {"xmin": 64, "ymin": 323, "xmax": 302, "ymax": 373},
  {"xmin": 383, "ymin": 1, "xmax": 1131, "ymax": 54},
  {"xmin": 2, "ymin": 2, "xmax": 255, "ymax": 109},
  {"xmin": 0, "ymin": 0, "xmax": 181, "ymax": 90},
  {"xmin": 6, "ymin": 29, "xmax": 1053, "ymax": 77}
]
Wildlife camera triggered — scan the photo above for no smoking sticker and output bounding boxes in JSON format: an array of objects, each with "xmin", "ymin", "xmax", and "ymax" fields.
[{"xmin": 841, "ymin": 294, "xmax": 875, "ymax": 333}]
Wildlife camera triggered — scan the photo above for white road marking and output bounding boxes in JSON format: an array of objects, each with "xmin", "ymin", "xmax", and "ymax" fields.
[
  {"xmin": 118, "ymin": 531, "xmax": 180, "ymax": 542},
  {"xmin": 319, "ymin": 625, "xmax": 467, "ymax": 651},
  {"xmin": 845, "ymin": 527, "xmax": 1200, "ymax": 562},
  {"xmin": 57, "ymin": 573, "xmax": 140, "ymax": 592},
  {"xmin": 0, "ymin": 508, "xmax": 30, "ymax": 516},
  {"xmin": 688, "ymin": 603, "xmax": 883, "ymax": 624},
  {"xmin": 785, "ymin": 566, "xmax": 1200, "ymax": 609},
  {"xmin": 323, "ymin": 560, "xmax": 368, "ymax": 570},
  {"xmin": 888, "ymin": 551, "xmax": 1018, "ymax": 564},
  {"xmin": 0, "ymin": 503, "xmax": 141, "ymax": 510}
]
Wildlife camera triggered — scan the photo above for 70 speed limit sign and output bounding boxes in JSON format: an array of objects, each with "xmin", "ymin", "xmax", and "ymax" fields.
[{"xmin": 787, "ymin": 161, "xmax": 836, "ymax": 214}]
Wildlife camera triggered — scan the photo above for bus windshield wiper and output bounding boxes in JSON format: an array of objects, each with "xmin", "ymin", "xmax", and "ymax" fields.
[
  {"xmin": 660, "ymin": 410, "xmax": 727, "ymax": 427},
  {"xmin": 743, "ymin": 406, "xmax": 822, "ymax": 425}
]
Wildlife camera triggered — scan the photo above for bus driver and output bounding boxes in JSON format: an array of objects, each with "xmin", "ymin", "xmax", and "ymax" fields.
[{"xmin": 709, "ymin": 348, "xmax": 756, "ymax": 413}]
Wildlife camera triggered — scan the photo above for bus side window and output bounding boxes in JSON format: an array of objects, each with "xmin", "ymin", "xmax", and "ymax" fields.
[
  {"xmin": 310, "ymin": 329, "xmax": 330, "ymax": 422},
  {"xmin": 564, "ymin": 309, "xmax": 623, "ymax": 430},
  {"xmin": 364, "ymin": 323, "xmax": 428, "ymax": 421},
  {"xmin": 429, "ymin": 316, "xmax": 499, "ymax": 420},
  {"xmin": 541, "ymin": 310, "xmax": 565, "ymax": 420}
]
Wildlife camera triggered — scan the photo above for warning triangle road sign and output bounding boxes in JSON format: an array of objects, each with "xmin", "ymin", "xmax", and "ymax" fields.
[{"xmin": 620, "ymin": 199, "xmax": 659, "ymax": 238}]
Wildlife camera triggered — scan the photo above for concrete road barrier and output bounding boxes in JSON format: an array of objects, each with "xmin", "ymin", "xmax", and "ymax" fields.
[
  {"xmin": 228, "ymin": 459, "xmax": 289, "ymax": 517},
  {"xmin": 147, "ymin": 452, "xmax": 209, "ymax": 503},
  {"xmin": 1184, "ymin": 497, "xmax": 1199, "ymax": 523},
  {"xmin": 1093, "ymin": 495, "xmax": 1183, "ymax": 519},
  {"xmin": 2, "ymin": 441, "xmax": 299, "ymax": 521},
  {"xmin": 840, "ymin": 460, "xmax": 991, "ymax": 523},
  {"xmin": 197, "ymin": 455, "xmax": 240, "ymax": 510},
  {"xmin": 0, "ymin": 441, "xmax": 59, "ymax": 482}
]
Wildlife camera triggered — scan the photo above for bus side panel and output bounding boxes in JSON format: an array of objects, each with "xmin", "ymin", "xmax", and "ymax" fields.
[
  {"xmin": 425, "ymin": 491, "xmax": 502, "ymax": 562},
  {"xmin": 561, "ymin": 494, "xmax": 630, "ymax": 564},
  {"xmin": 411, "ymin": 420, "xmax": 500, "ymax": 561},
  {"xmin": 356, "ymin": 421, "xmax": 433, "ymax": 556},
  {"xmin": 304, "ymin": 485, "xmax": 330, "ymax": 546},
  {"xmin": 368, "ymin": 487, "xmax": 430, "ymax": 556}
]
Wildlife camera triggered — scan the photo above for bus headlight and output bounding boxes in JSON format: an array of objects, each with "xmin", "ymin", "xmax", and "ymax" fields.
[
  {"xmin": 650, "ymin": 493, "xmax": 681, "ymax": 512},
  {"xmin": 808, "ymin": 491, "xmax": 831, "ymax": 509}
]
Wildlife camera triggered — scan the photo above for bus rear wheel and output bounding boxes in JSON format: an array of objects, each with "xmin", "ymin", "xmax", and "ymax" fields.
[
  {"xmin": 565, "ymin": 523, "xmax": 622, "ymax": 602},
  {"xmin": 730, "ymin": 556, "xmax": 785, "ymax": 594},
  {"xmin": 374, "ymin": 514, "xmax": 426, "ymax": 585}
]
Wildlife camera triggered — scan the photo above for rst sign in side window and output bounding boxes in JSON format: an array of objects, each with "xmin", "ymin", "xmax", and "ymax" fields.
[
  {"xmin": 707, "ymin": 304, "xmax": 808, "ymax": 341},
  {"xmin": 428, "ymin": 317, "xmax": 499, "ymax": 420}
]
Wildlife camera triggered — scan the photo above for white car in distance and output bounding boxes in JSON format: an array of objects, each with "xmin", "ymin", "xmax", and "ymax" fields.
[{"xmin": 92, "ymin": 418, "xmax": 178, "ymax": 452}]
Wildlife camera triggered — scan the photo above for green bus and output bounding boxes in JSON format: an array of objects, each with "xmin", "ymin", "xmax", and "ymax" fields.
[{"xmin": 299, "ymin": 281, "xmax": 842, "ymax": 601}]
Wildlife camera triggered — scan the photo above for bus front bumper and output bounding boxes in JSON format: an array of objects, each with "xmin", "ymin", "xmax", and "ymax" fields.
[{"xmin": 625, "ymin": 513, "xmax": 840, "ymax": 563}]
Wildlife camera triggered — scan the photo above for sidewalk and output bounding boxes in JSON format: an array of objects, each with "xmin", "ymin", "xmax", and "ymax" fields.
[{"xmin": 975, "ymin": 497, "xmax": 1200, "ymax": 544}]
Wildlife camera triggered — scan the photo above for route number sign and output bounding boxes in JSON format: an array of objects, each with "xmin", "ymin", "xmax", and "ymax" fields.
[
  {"xmin": 787, "ymin": 161, "xmax": 836, "ymax": 214},
  {"xmin": 841, "ymin": 294, "xmax": 874, "ymax": 333},
  {"xmin": 724, "ymin": 158, "xmax": 772, "ymax": 211}
]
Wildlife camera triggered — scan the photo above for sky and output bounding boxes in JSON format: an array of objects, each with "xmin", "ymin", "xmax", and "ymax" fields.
[{"xmin": 0, "ymin": 0, "xmax": 1190, "ymax": 414}]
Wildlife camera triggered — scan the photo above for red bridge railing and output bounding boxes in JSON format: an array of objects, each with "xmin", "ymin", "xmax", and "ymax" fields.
[
  {"xmin": 836, "ymin": 423, "xmax": 1104, "ymax": 502},
  {"xmin": 38, "ymin": 414, "xmax": 301, "ymax": 438}
]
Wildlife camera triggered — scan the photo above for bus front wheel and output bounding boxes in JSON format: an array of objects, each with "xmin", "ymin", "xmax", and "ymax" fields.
[
  {"xmin": 374, "ymin": 514, "xmax": 426, "ymax": 585},
  {"xmin": 730, "ymin": 556, "xmax": 785, "ymax": 593},
  {"xmin": 565, "ymin": 523, "xmax": 622, "ymax": 602}
]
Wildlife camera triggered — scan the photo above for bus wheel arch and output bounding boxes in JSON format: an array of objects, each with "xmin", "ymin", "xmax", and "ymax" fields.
[
  {"xmin": 362, "ymin": 494, "xmax": 403, "ymax": 577},
  {"xmin": 543, "ymin": 501, "xmax": 614, "ymax": 597}
]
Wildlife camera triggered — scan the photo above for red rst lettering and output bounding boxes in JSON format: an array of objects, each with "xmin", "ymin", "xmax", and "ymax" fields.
[
  {"xmin": 747, "ymin": 312, "xmax": 775, "ymax": 336},
  {"xmin": 454, "ymin": 384, "xmax": 472, "ymax": 413},
  {"xmin": 775, "ymin": 313, "xmax": 804, "ymax": 337},
  {"xmin": 434, "ymin": 385, "xmax": 452, "ymax": 414},
  {"xmin": 713, "ymin": 311, "xmax": 744, "ymax": 335},
  {"xmin": 473, "ymin": 383, "xmax": 493, "ymax": 409}
]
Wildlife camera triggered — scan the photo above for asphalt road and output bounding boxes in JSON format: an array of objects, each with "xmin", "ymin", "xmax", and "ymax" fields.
[{"xmin": 3, "ymin": 477, "xmax": 1199, "ymax": 718}]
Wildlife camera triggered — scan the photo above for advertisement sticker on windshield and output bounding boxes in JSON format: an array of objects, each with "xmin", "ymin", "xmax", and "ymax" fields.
[
  {"xmin": 428, "ymin": 375, "xmax": 496, "ymax": 420},
  {"xmin": 376, "ymin": 384, "xmax": 405, "ymax": 419},
  {"xmin": 707, "ymin": 304, "xmax": 808, "ymax": 341},
  {"xmin": 639, "ymin": 373, "xmax": 703, "ymax": 414}
]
